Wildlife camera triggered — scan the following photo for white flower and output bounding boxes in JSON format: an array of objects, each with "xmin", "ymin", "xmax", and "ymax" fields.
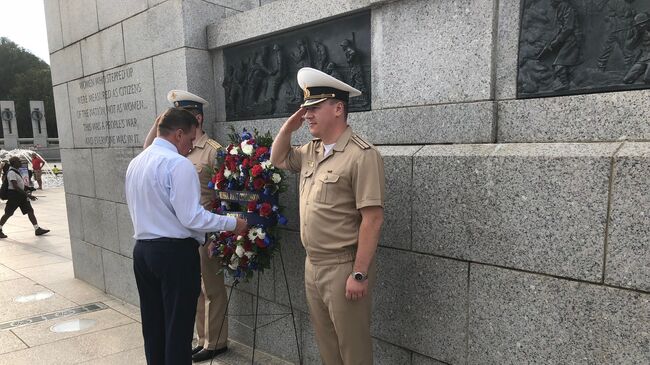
[
  {"xmin": 247, "ymin": 227, "xmax": 266, "ymax": 241},
  {"xmin": 244, "ymin": 251, "xmax": 255, "ymax": 259},
  {"xmin": 261, "ymin": 160, "xmax": 273, "ymax": 170},
  {"xmin": 272, "ymin": 173, "xmax": 282, "ymax": 184},
  {"xmin": 224, "ymin": 168, "xmax": 232, "ymax": 178},
  {"xmin": 228, "ymin": 256, "xmax": 239, "ymax": 270},
  {"xmin": 241, "ymin": 141, "xmax": 254, "ymax": 156},
  {"xmin": 229, "ymin": 147, "xmax": 239, "ymax": 155},
  {"xmin": 235, "ymin": 245, "xmax": 245, "ymax": 258}
]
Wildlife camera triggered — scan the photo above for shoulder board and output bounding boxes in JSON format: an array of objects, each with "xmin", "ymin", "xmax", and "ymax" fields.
[
  {"xmin": 350, "ymin": 134, "xmax": 371, "ymax": 150},
  {"xmin": 206, "ymin": 139, "xmax": 222, "ymax": 150}
]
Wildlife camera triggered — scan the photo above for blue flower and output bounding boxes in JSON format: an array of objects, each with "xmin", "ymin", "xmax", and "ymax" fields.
[
  {"xmin": 241, "ymin": 129, "xmax": 252, "ymax": 140},
  {"xmin": 207, "ymin": 181, "xmax": 215, "ymax": 189},
  {"xmin": 278, "ymin": 215, "xmax": 288, "ymax": 225}
]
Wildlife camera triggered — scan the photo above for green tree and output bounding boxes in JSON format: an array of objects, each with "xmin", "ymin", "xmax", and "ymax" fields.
[{"xmin": 0, "ymin": 37, "xmax": 57, "ymax": 139}]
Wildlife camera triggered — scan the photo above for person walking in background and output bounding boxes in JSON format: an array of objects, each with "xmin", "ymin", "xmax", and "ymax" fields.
[
  {"xmin": 0, "ymin": 157, "xmax": 50, "ymax": 238},
  {"xmin": 31, "ymin": 153, "xmax": 44, "ymax": 190}
]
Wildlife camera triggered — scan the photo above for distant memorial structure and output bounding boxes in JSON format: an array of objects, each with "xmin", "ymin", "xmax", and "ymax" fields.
[
  {"xmin": 0, "ymin": 101, "xmax": 19, "ymax": 150},
  {"xmin": 45, "ymin": 0, "xmax": 650, "ymax": 364},
  {"xmin": 30, "ymin": 101, "xmax": 49, "ymax": 147}
]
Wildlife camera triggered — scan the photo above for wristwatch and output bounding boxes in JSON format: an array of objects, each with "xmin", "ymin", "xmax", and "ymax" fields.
[{"xmin": 352, "ymin": 271, "xmax": 368, "ymax": 282}]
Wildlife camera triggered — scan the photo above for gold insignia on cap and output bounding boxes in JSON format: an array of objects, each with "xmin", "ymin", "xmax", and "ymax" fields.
[{"xmin": 303, "ymin": 88, "xmax": 311, "ymax": 99}]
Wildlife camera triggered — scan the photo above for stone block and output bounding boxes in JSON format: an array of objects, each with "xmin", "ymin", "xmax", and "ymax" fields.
[
  {"xmin": 185, "ymin": 48, "xmax": 217, "ymax": 123},
  {"xmin": 116, "ymin": 203, "xmax": 135, "ymax": 258},
  {"xmin": 297, "ymin": 310, "xmax": 320, "ymax": 365},
  {"xmin": 80, "ymin": 24, "xmax": 126, "ymax": 76},
  {"xmin": 80, "ymin": 196, "xmax": 119, "ymax": 253},
  {"xmin": 71, "ymin": 239, "xmax": 105, "ymax": 290},
  {"xmin": 65, "ymin": 193, "xmax": 84, "ymax": 240},
  {"xmin": 67, "ymin": 73, "xmax": 109, "ymax": 147},
  {"xmin": 275, "ymin": 231, "xmax": 308, "ymax": 313},
  {"xmin": 605, "ymin": 143, "xmax": 650, "ymax": 291},
  {"xmin": 92, "ymin": 148, "xmax": 134, "ymax": 203},
  {"xmin": 102, "ymin": 249, "xmax": 140, "ymax": 306},
  {"xmin": 214, "ymin": 102, "xmax": 494, "ymax": 145},
  {"xmin": 44, "ymin": 0, "xmax": 64, "ymax": 52},
  {"xmin": 498, "ymin": 90, "xmax": 650, "ymax": 142},
  {"xmin": 373, "ymin": 338, "xmax": 411, "ymax": 365},
  {"xmin": 468, "ymin": 264, "xmax": 650, "ymax": 364},
  {"xmin": 227, "ymin": 288, "xmax": 255, "ymax": 328},
  {"xmin": 372, "ymin": 248, "xmax": 468, "ymax": 364},
  {"xmin": 349, "ymin": 102, "xmax": 495, "ymax": 144},
  {"xmin": 104, "ymin": 59, "xmax": 157, "ymax": 147},
  {"xmin": 60, "ymin": 148, "xmax": 95, "ymax": 197},
  {"xmin": 212, "ymin": 49, "xmax": 226, "ymax": 122},
  {"xmin": 371, "ymin": 0, "xmax": 494, "ymax": 108},
  {"xmin": 153, "ymin": 48, "xmax": 189, "ymax": 115},
  {"xmin": 182, "ymin": 0, "xmax": 227, "ymax": 50},
  {"xmin": 59, "ymin": 0, "xmax": 99, "ymax": 46},
  {"xmin": 148, "ymin": 0, "xmax": 168, "ymax": 7},
  {"xmin": 52, "ymin": 84, "xmax": 74, "ymax": 149},
  {"xmin": 228, "ymin": 296, "xmax": 301, "ymax": 363},
  {"xmin": 495, "ymin": 0, "xmax": 520, "ymax": 100},
  {"xmin": 412, "ymin": 353, "xmax": 447, "ymax": 365},
  {"xmin": 50, "ymin": 44, "xmax": 83, "ymax": 85},
  {"xmin": 202, "ymin": 0, "xmax": 257, "ymax": 12},
  {"xmin": 207, "ymin": 0, "xmax": 393, "ymax": 49},
  {"xmin": 123, "ymin": 0, "xmax": 184, "ymax": 62},
  {"xmin": 413, "ymin": 143, "xmax": 620, "ymax": 282},
  {"xmin": 376, "ymin": 146, "xmax": 422, "ymax": 250},
  {"xmin": 96, "ymin": 0, "xmax": 148, "ymax": 29}
]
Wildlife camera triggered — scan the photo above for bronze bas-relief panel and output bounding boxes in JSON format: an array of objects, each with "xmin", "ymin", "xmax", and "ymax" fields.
[
  {"xmin": 222, "ymin": 11, "xmax": 371, "ymax": 121},
  {"xmin": 518, "ymin": 0, "xmax": 650, "ymax": 98}
]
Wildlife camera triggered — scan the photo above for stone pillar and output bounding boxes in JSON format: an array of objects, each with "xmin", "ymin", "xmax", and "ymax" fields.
[
  {"xmin": 29, "ymin": 100, "xmax": 48, "ymax": 147},
  {"xmin": 0, "ymin": 100, "xmax": 19, "ymax": 150}
]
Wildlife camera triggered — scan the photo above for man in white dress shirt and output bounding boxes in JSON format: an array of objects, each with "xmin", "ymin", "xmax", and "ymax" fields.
[{"xmin": 125, "ymin": 108, "xmax": 247, "ymax": 365}]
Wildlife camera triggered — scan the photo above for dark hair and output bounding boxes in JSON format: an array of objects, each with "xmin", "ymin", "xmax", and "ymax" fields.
[
  {"xmin": 8, "ymin": 156, "xmax": 21, "ymax": 167},
  {"xmin": 158, "ymin": 108, "xmax": 199, "ymax": 136}
]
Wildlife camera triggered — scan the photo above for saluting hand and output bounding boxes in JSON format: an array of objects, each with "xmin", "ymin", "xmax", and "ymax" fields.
[
  {"xmin": 283, "ymin": 108, "xmax": 307, "ymax": 133},
  {"xmin": 345, "ymin": 276, "xmax": 368, "ymax": 301}
]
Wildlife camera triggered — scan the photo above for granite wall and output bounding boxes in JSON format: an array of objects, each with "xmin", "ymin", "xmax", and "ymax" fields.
[{"xmin": 46, "ymin": 0, "xmax": 650, "ymax": 364}]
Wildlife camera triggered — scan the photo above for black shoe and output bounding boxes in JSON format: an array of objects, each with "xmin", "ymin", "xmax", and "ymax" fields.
[
  {"xmin": 192, "ymin": 347, "xmax": 227, "ymax": 362},
  {"xmin": 191, "ymin": 346, "xmax": 203, "ymax": 355},
  {"xmin": 35, "ymin": 228, "xmax": 50, "ymax": 236},
  {"xmin": 0, "ymin": 230, "xmax": 6, "ymax": 239}
]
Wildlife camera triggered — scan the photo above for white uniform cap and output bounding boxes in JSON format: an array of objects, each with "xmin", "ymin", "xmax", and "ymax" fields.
[
  {"xmin": 166, "ymin": 90, "xmax": 209, "ymax": 111},
  {"xmin": 297, "ymin": 67, "xmax": 361, "ymax": 107}
]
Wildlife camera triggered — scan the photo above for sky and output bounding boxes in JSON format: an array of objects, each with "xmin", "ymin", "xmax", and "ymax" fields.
[{"xmin": 0, "ymin": 0, "xmax": 50, "ymax": 64}]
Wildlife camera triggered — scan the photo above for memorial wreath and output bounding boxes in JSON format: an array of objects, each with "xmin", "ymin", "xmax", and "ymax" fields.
[{"xmin": 207, "ymin": 128, "xmax": 288, "ymax": 280}]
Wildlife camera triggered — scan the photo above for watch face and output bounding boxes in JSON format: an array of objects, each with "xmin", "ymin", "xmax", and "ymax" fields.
[{"xmin": 354, "ymin": 273, "xmax": 364, "ymax": 281}]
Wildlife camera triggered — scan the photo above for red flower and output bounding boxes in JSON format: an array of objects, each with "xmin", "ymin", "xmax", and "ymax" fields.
[
  {"xmin": 241, "ymin": 158, "xmax": 250, "ymax": 169},
  {"xmin": 240, "ymin": 255, "xmax": 249, "ymax": 266},
  {"xmin": 255, "ymin": 238, "xmax": 265, "ymax": 248},
  {"xmin": 247, "ymin": 201, "xmax": 257, "ymax": 213},
  {"xmin": 215, "ymin": 170, "xmax": 225, "ymax": 183},
  {"xmin": 243, "ymin": 241, "xmax": 253, "ymax": 252},
  {"xmin": 254, "ymin": 146, "xmax": 269, "ymax": 159},
  {"xmin": 251, "ymin": 164, "xmax": 263, "ymax": 177},
  {"xmin": 259, "ymin": 202, "xmax": 272, "ymax": 217},
  {"xmin": 253, "ymin": 178, "xmax": 265, "ymax": 190}
]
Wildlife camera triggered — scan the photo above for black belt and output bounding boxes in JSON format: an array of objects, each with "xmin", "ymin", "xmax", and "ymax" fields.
[{"xmin": 138, "ymin": 237, "xmax": 198, "ymax": 244}]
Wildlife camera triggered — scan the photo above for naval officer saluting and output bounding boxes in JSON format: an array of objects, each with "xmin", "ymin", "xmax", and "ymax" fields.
[
  {"xmin": 126, "ymin": 107, "xmax": 247, "ymax": 365},
  {"xmin": 271, "ymin": 67, "xmax": 385, "ymax": 365}
]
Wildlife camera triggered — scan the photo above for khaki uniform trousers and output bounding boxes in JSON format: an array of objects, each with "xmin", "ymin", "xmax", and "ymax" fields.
[
  {"xmin": 195, "ymin": 243, "xmax": 228, "ymax": 350},
  {"xmin": 305, "ymin": 253, "xmax": 376, "ymax": 365}
]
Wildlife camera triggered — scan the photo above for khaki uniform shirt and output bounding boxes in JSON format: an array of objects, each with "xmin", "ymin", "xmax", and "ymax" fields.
[
  {"xmin": 187, "ymin": 133, "xmax": 222, "ymax": 210},
  {"xmin": 286, "ymin": 126, "xmax": 385, "ymax": 263}
]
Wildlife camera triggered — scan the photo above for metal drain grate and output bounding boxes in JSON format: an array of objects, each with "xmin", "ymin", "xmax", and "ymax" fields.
[{"xmin": 0, "ymin": 302, "xmax": 108, "ymax": 330}]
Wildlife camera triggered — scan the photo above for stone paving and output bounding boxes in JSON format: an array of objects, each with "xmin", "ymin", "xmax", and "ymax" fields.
[{"xmin": 0, "ymin": 187, "xmax": 291, "ymax": 365}]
